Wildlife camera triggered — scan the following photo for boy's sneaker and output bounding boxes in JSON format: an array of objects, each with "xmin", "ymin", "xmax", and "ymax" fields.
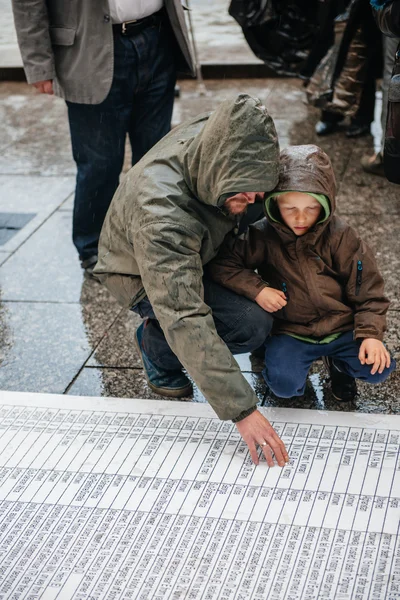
[
  {"xmin": 322, "ymin": 357, "xmax": 357, "ymax": 402},
  {"xmin": 134, "ymin": 321, "xmax": 193, "ymax": 398}
]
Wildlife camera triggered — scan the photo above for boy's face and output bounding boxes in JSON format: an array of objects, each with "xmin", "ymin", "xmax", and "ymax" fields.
[{"xmin": 277, "ymin": 192, "xmax": 322, "ymax": 236}]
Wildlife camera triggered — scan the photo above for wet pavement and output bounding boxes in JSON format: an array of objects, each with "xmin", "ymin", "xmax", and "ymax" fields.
[{"xmin": 0, "ymin": 76, "xmax": 399, "ymax": 417}]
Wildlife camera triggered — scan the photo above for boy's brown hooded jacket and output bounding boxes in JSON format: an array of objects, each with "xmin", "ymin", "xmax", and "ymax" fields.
[{"xmin": 208, "ymin": 145, "xmax": 389, "ymax": 341}]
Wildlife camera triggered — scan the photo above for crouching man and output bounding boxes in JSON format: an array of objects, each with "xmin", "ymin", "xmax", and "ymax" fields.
[{"xmin": 95, "ymin": 94, "xmax": 289, "ymax": 466}]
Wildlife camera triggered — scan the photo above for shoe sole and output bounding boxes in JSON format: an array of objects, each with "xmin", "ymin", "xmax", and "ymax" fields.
[
  {"xmin": 134, "ymin": 328, "xmax": 193, "ymax": 398},
  {"xmin": 331, "ymin": 391, "xmax": 356, "ymax": 403}
]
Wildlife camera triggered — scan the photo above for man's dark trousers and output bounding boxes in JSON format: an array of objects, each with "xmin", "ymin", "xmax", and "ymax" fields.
[
  {"xmin": 133, "ymin": 280, "xmax": 274, "ymax": 370},
  {"xmin": 67, "ymin": 13, "xmax": 177, "ymax": 261}
]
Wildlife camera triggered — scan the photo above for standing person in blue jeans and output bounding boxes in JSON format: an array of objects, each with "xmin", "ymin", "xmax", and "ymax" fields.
[
  {"xmin": 209, "ymin": 144, "xmax": 396, "ymax": 402},
  {"xmin": 12, "ymin": 0, "xmax": 195, "ymax": 275}
]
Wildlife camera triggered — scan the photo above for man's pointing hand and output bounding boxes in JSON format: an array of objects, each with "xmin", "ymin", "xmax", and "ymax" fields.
[{"xmin": 235, "ymin": 409, "xmax": 290, "ymax": 466}]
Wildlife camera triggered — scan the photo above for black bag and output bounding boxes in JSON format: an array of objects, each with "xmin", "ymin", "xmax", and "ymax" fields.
[
  {"xmin": 229, "ymin": 0, "xmax": 319, "ymax": 76},
  {"xmin": 384, "ymin": 44, "xmax": 400, "ymax": 183}
]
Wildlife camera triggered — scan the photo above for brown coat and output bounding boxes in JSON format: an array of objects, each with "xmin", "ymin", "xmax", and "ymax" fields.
[{"xmin": 208, "ymin": 145, "xmax": 389, "ymax": 341}]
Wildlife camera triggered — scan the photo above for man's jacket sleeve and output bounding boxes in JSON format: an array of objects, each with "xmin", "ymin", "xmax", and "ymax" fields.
[
  {"xmin": 134, "ymin": 221, "xmax": 259, "ymax": 421},
  {"xmin": 12, "ymin": 0, "xmax": 56, "ymax": 83},
  {"xmin": 334, "ymin": 225, "xmax": 390, "ymax": 341},
  {"xmin": 207, "ymin": 226, "xmax": 268, "ymax": 301}
]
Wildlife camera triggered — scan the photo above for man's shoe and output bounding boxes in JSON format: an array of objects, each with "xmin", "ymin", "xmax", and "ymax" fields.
[
  {"xmin": 323, "ymin": 356, "xmax": 357, "ymax": 402},
  {"xmin": 134, "ymin": 321, "xmax": 193, "ymax": 398},
  {"xmin": 315, "ymin": 121, "xmax": 339, "ymax": 136},
  {"xmin": 81, "ymin": 255, "xmax": 98, "ymax": 279},
  {"xmin": 361, "ymin": 151, "xmax": 385, "ymax": 177},
  {"xmin": 345, "ymin": 123, "xmax": 370, "ymax": 138}
]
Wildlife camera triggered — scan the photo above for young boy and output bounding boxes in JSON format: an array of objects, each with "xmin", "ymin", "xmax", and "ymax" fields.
[{"xmin": 208, "ymin": 145, "xmax": 396, "ymax": 401}]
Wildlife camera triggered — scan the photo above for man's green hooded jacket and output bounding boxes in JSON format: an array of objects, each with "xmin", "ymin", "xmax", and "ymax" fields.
[{"xmin": 94, "ymin": 94, "xmax": 279, "ymax": 421}]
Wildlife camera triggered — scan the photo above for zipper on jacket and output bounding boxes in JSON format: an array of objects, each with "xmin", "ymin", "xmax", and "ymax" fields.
[
  {"xmin": 356, "ymin": 260, "xmax": 363, "ymax": 295},
  {"xmin": 282, "ymin": 282, "xmax": 289, "ymax": 300}
]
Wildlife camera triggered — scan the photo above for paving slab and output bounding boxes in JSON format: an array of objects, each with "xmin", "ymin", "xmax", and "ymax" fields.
[
  {"xmin": 0, "ymin": 279, "xmax": 122, "ymax": 393},
  {"xmin": 0, "ymin": 302, "xmax": 95, "ymax": 393},
  {"xmin": 0, "ymin": 175, "xmax": 74, "ymax": 253},
  {"xmin": 0, "ymin": 83, "xmax": 67, "ymax": 152},
  {"xmin": 0, "ymin": 118, "xmax": 74, "ymax": 176},
  {"xmin": 0, "ymin": 209, "xmax": 83, "ymax": 302},
  {"xmin": 0, "ymin": 251, "xmax": 11, "ymax": 267}
]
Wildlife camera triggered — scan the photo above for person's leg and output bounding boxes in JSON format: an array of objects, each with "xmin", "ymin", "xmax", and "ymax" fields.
[
  {"xmin": 67, "ymin": 33, "xmax": 136, "ymax": 263},
  {"xmin": 135, "ymin": 280, "xmax": 273, "ymax": 369},
  {"xmin": 202, "ymin": 280, "xmax": 273, "ymax": 355},
  {"xmin": 347, "ymin": 73, "xmax": 376, "ymax": 137},
  {"xmin": 381, "ymin": 36, "xmax": 399, "ymax": 146},
  {"xmin": 361, "ymin": 35, "xmax": 399, "ymax": 174},
  {"xmin": 263, "ymin": 335, "xmax": 318, "ymax": 398},
  {"xmin": 327, "ymin": 331, "xmax": 396, "ymax": 384},
  {"xmin": 132, "ymin": 299, "xmax": 182, "ymax": 371},
  {"xmin": 131, "ymin": 299, "xmax": 192, "ymax": 397},
  {"xmin": 126, "ymin": 15, "xmax": 177, "ymax": 166}
]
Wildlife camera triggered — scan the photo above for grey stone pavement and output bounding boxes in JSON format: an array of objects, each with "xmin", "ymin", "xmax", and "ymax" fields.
[{"xmin": 0, "ymin": 0, "xmax": 399, "ymax": 416}]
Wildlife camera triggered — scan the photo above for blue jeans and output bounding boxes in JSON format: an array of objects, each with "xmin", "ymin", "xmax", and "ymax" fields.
[
  {"xmin": 67, "ymin": 16, "xmax": 176, "ymax": 260},
  {"xmin": 263, "ymin": 330, "xmax": 396, "ymax": 398},
  {"xmin": 132, "ymin": 279, "xmax": 274, "ymax": 371}
]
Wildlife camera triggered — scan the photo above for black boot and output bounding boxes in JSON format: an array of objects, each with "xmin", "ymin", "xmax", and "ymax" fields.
[
  {"xmin": 345, "ymin": 123, "xmax": 370, "ymax": 138},
  {"xmin": 323, "ymin": 357, "xmax": 357, "ymax": 402}
]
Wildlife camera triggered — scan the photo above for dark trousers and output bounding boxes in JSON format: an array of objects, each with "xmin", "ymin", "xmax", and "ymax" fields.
[
  {"xmin": 321, "ymin": 73, "xmax": 376, "ymax": 126},
  {"xmin": 67, "ymin": 17, "xmax": 177, "ymax": 260},
  {"xmin": 263, "ymin": 331, "xmax": 396, "ymax": 398},
  {"xmin": 132, "ymin": 280, "xmax": 274, "ymax": 371}
]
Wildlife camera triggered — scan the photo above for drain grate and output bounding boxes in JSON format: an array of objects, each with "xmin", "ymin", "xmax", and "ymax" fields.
[{"xmin": 0, "ymin": 212, "xmax": 36, "ymax": 245}]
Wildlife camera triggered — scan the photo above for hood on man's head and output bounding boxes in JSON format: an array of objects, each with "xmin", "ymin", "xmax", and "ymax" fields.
[
  {"xmin": 271, "ymin": 145, "xmax": 337, "ymax": 212},
  {"xmin": 183, "ymin": 94, "xmax": 280, "ymax": 206}
]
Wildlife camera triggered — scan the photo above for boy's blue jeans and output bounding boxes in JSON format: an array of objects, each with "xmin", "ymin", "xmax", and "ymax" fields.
[
  {"xmin": 263, "ymin": 330, "xmax": 396, "ymax": 398},
  {"xmin": 132, "ymin": 280, "xmax": 273, "ymax": 371}
]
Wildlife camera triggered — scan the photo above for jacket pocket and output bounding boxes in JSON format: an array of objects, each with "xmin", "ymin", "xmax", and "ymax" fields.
[
  {"xmin": 49, "ymin": 27, "xmax": 76, "ymax": 46},
  {"xmin": 355, "ymin": 260, "xmax": 363, "ymax": 295},
  {"xmin": 282, "ymin": 282, "xmax": 290, "ymax": 300}
]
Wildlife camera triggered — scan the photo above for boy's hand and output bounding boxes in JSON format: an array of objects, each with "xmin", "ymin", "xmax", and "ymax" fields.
[
  {"xmin": 255, "ymin": 287, "xmax": 287, "ymax": 313},
  {"xmin": 359, "ymin": 338, "xmax": 391, "ymax": 374},
  {"xmin": 235, "ymin": 409, "xmax": 290, "ymax": 466}
]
